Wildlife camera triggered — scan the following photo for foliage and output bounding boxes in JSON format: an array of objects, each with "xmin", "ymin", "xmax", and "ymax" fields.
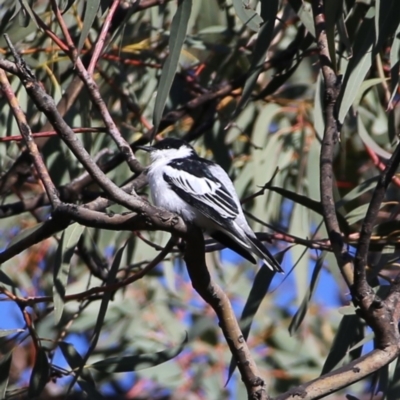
[{"xmin": 0, "ymin": 0, "xmax": 399, "ymax": 399}]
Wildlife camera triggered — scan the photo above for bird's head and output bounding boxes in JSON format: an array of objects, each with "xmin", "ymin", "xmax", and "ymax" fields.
[{"xmin": 137, "ymin": 138, "xmax": 195, "ymax": 162}]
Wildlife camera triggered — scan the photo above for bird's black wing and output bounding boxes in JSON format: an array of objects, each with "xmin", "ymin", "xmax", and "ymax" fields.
[{"xmin": 163, "ymin": 158, "xmax": 239, "ymax": 226}]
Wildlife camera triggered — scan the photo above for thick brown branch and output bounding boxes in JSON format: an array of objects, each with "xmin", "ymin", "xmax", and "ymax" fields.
[
  {"xmin": 183, "ymin": 227, "xmax": 268, "ymax": 400},
  {"xmin": 312, "ymin": 0, "xmax": 353, "ymax": 288}
]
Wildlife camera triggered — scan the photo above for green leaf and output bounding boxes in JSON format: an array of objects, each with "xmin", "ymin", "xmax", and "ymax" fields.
[
  {"xmin": 338, "ymin": 176, "xmax": 378, "ymax": 205},
  {"xmin": 287, "ymin": 0, "xmax": 315, "ymax": 36},
  {"xmin": 89, "ymin": 333, "xmax": 188, "ymax": 373},
  {"xmin": 0, "ymin": 270, "xmax": 17, "ymax": 287},
  {"xmin": 77, "ymin": 0, "xmax": 101, "ymax": 54},
  {"xmin": 152, "ymin": 0, "xmax": 192, "ymax": 135},
  {"xmin": 67, "ymin": 242, "xmax": 126, "ymax": 392},
  {"xmin": 289, "ymin": 201, "xmax": 309, "ymax": 304},
  {"xmin": 346, "ymin": 201, "xmax": 386, "ymax": 226},
  {"xmin": 53, "ymin": 224, "xmax": 85, "ymax": 324},
  {"xmin": 339, "ymin": 0, "xmax": 400, "ymax": 122},
  {"xmin": 77, "ymin": 379, "xmax": 106, "ymax": 399},
  {"xmin": 28, "ymin": 347, "xmax": 49, "ymax": 398},
  {"xmin": 320, "ymin": 314, "xmax": 364, "ymax": 375},
  {"xmin": 0, "ymin": 352, "xmax": 12, "ymax": 398},
  {"xmin": 357, "ymin": 113, "xmax": 391, "ymax": 160},
  {"xmin": 267, "ymin": 185, "xmax": 350, "ymax": 234},
  {"xmin": 375, "ymin": 0, "xmax": 400, "ymax": 50},
  {"xmin": 19, "ymin": 0, "xmax": 36, "ymax": 28},
  {"xmin": 289, "ymin": 252, "xmax": 326, "ymax": 335},
  {"xmin": 257, "ymin": 57, "xmax": 302, "ymax": 100},
  {"xmin": 353, "ymin": 77, "xmax": 389, "ymax": 110},
  {"xmin": 324, "ymin": 0, "xmax": 342, "ymax": 73},
  {"xmin": 231, "ymin": 0, "xmax": 279, "ymax": 119},
  {"xmin": 59, "ymin": 341, "xmax": 95, "ymax": 384},
  {"xmin": 387, "ymin": 357, "xmax": 400, "ymax": 399},
  {"xmin": 0, "ymin": 329, "xmax": 24, "ymax": 337},
  {"xmin": 338, "ymin": 8, "xmax": 375, "ymax": 123},
  {"xmin": 6, "ymin": 222, "xmax": 45, "ymax": 249},
  {"xmin": 232, "ymin": 0, "xmax": 263, "ymax": 32},
  {"xmin": 388, "ymin": 22, "xmax": 400, "ymax": 108}
]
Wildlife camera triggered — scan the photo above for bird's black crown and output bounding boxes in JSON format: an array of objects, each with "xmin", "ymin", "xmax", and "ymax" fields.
[{"xmin": 152, "ymin": 138, "xmax": 192, "ymax": 151}]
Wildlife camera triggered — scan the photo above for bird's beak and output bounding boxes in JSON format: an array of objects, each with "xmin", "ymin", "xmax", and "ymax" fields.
[{"xmin": 136, "ymin": 145, "xmax": 156, "ymax": 152}]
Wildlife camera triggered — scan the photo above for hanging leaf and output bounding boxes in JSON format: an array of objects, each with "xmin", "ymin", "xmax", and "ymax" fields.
[
  {"xmin": 77, "ymin": 0, "xmax": 101, "ymax": 55},
  {"xmin": 89, "ymin": 333, "xmax": 188, "ymax": 373},
  {"xmin": 152, "ymin": 0, "xmax": 192, "ymax": 136},
  {"xmin": 289, "ymin": 252, "xmax": 326, "ymax": 335},
  {"xmin": 59, "ymin": 341, "xmax": 95, "ymax": 384},
  {"xmin": 28, "ymin": 347, "xmax": 49, "ymax": 398},
  {"xmin": 53, "ymin": 223, "xmax": 85, "ymax": 324},
  {"xmin": 0, "ymin": 352, "xmax": 12, "ymax": 399},
  {"xmin": 232, "ymin": 0, "xmax": 263, "ymax": 32},
  {"xmin": 230, "ymin": 0, "xmax": 279, "ymax": 120},
  {"xmin": 320, "ymin": 314, "xmax": 364, "ymax": 375}
]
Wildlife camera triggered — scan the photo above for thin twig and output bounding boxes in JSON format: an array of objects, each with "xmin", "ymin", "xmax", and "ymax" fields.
[
  {"xmin": 50, "ymin": 0, "xmax": 141, "ymax": 174},
  {"xmin": 0, "ymin": 66, "xmax": 60, "ymax": 208},
  {"xmin": 88, "ymin": 0, "xmax": 121, "ymax": 75}
]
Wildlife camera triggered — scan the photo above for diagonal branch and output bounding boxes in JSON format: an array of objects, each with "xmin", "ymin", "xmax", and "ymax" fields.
[
  {"xmin": 183, "ymin": 226, "xmax": 268, "ymax": 400},
  {"xmin": 274, "ymin": 345, "xmax": 400, "ymax": 400},
  {"xmin": 312, "ymin": 0, "xmax": 354, "ymax": 288}
]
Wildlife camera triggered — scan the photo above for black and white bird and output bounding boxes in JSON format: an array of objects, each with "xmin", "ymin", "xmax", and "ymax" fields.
[{"xmin": 138, "ymin": 138, "xmax": 283, "ymax": 273}]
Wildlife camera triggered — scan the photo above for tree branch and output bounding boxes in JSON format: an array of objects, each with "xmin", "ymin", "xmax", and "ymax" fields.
[
  {"xmin": 274, "ymin": 345, "xmax": 400, "ymax": 400},
  {"xmin": 312, "ymin": 0, "xmax": 354, "ymax": 288},
  {"xmin": 183, "ymin": 226, "xmax": 268, "ymax": 400}
]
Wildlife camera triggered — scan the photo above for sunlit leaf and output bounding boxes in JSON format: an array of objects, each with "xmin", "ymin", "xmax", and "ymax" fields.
[
  {"xmin": 232, "ymin": 0, "xmax": 263, "ymax": 32},
  {"xmin": 0, "ymin": 329, "xmax": 24, "ymax": 337},
  {"xmin": 89, "ymin": 333, "xmax": 188, "ymax": 373}
]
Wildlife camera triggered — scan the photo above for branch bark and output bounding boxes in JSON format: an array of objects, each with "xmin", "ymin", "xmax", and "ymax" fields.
[{"xmin": 184, "ymin": 227, "xmax": 268, "ymax": 400}]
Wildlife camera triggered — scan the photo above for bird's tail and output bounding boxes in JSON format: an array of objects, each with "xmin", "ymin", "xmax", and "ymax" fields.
[{"xmin": 245, "ymin": 234, "xmax": 283, "ymax": 273}]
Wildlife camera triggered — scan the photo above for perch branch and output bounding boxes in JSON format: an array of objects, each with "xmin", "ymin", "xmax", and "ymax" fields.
[{"xmin": 184, "ymin": 227, "xmax": 268, "ymax": 400}]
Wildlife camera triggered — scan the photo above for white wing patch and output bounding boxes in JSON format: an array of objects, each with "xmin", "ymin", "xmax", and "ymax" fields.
[{"xmin": 164, "ymin": 166, "xmax": 238, "ymax": 220}]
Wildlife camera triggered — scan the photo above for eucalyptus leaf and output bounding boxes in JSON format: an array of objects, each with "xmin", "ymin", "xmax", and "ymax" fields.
[
  {"xmin": 28, "ymin": 347, "xmax": 49, "ymax": 398},
  {"xmin": 152, "ymin": 0, "xmax": 192, "ymax": 135},
  {"xmin": 77, "ymin": 0, "xmax": 101, "ymax": 54},
  {"xmin": 53, "ymin": 224, "xmax": 85, "ymax": 324},
  {"xmin": 89, "ymin": 333, "xmax": 188, "ymax": 373},
  {"xmin": 0, "ymin": 352, "xmax": 12, "ymax": 398},
  {"xmin": 232, "ymin": 0, "xmax": 263, "ymax": 32}
]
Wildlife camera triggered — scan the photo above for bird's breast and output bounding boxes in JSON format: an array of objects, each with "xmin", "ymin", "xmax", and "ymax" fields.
[{"xmin": 147, "ymin": 165, "xmax": 199, "ymax": 223}]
